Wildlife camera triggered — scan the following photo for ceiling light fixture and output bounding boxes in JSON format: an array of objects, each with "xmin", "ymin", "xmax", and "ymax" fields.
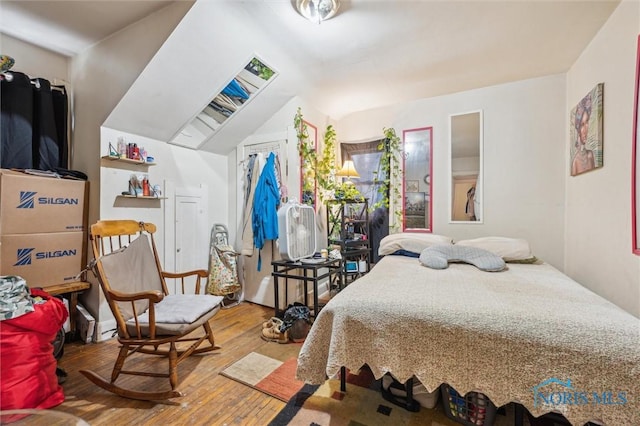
[{"xmin": 295, "ymin": 0, "xmax": 340, "ymax": 24}]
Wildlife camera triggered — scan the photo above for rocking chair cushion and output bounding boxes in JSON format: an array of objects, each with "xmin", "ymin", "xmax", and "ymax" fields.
[
  {"xmin": 135, "ymin": 294, "xmax": 223, "ymax": 324},
  {"xmin": 126, "ymin": 294, "xmax": 223, "ymax": 336}
]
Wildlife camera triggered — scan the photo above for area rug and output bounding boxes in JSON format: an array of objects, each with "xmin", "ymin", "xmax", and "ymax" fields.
[
  {"xmin": 267, "ymin": 367, "xmax": 460, "ymax": 426},
  {"xmin": 220, "ymin": 342, "xmax": 305, "ymax": 402},
  {"xmin": 268, "ymin": 367, "xmax": 521, "ymax": 426},
  {"xmin": 223, "ymin": 344, "xmax": 519, "ymax": 425}
]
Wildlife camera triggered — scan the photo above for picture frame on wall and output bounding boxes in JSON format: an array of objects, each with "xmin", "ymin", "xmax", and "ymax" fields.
[
  {"xmin": 570, "ymin": 83, "xmax": 604, "ymax": 176},
  {"xmin": 405, "ymin": 192, "xmax": 426, "ymax": 215},
  {"xmin": 405, "ymin": 191, "xmax": 426, "ymax": 229},
  {"xmin": 406, "ymin": 180, "xmax": 419, "ymax": 193}
]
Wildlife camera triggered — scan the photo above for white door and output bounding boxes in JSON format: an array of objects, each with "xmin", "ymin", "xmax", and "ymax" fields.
[
  {"xmin": 172, "ymin": 187, "xmax": 208, "ymax": 294},
  {"xmin": 238, "ymin": 137, "xmax": 287, "ymax": 307}
]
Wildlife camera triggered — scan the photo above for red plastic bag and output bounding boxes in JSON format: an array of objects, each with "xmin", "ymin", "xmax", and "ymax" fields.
[{"xmin": 0, "ymin": 288, "xmax": 68, "ymax": 409}]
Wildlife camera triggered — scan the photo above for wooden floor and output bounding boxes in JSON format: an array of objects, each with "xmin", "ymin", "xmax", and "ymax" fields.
[{"xmin": 55, "ymin": 302, "xmax": 286, "ymax": 425}]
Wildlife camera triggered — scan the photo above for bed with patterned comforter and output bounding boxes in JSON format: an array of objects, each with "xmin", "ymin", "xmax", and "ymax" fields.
[{"xmin": 296, "ymin": 254, "xmax": 640, "ymax": 425}]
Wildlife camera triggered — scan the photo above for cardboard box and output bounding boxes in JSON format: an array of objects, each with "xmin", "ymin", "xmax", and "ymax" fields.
[
  {"xmin": 0, "ymin": 169, "xmax": 89, "ymax": 235},
  {"xmin": 0, "ymin": 231, "xmax": 87, "ymax": 287},
  {"xmin": 76, "ymin": 303, "xmax": 95, "ymax": 343}
]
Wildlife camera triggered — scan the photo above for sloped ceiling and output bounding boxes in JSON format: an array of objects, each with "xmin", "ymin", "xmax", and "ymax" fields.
[
  {"xmin": 0, "ymin": 1, "xmax": 174, "ymax": 57},
  {"xmin": 104, "ymin": 0, "xmax": 618, "ymax": 155},
  {"xmin": 4, "ymin": 1, "xmax": 618, "ymax": 155},
  {"xmin": 104, "ymin": 1, "xmax": 307, "ymax": 155}
]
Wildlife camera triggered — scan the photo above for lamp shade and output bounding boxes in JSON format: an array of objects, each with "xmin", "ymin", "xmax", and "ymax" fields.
[
  {"xmin": 295, "ymin": 0, "xmax": 340, "ymax": 24},
  {"xmin": 335, "ymin": 160, "xmax": 360, "ymax": 179}
]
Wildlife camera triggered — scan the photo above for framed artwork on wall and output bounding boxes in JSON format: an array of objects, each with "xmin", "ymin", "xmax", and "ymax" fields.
[
  {"xmin": 405, "ymin": 192, "xmax": 426, "ymax": 215},
  {"xmin": 405, "ymin": 191, "xmax": 427, "ymax": 229},
  {"xmin": 570, "ymin": 83, "xmax": 604, "ymax": 176}
]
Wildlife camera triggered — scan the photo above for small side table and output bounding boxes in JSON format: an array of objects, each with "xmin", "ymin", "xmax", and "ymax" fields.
[
  {"xmin": 271, "ymin": 258, "xmax": 342, "ymax": 318},
  {"xmin": 43, "ymin": 281, "xmax": 91, "ymax": 335}
]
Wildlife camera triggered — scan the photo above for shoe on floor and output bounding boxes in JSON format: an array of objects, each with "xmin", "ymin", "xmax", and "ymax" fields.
[
  {"xmin": 261, "ymin": 324, "xmax": 289, "ymax": 344},
  {"xmin": 262, "ymin": 317, "xmax": 283, "ymax": 329}
]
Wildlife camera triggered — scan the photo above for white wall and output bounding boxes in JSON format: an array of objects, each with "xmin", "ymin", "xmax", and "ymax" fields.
[
  {"xmin": 100, "ymin": 128, "xmax": 228, "ymax": 262},
  {"xmin": 337, "ymin": 74, "xmax": 567, "ymax": 269},
  {"xmin": 0, "ymin": 34, "xmax": 69, "ymax": 83},
  {"xmin": 96, "ymin": 128, "xmax": 228, "ymax": 330},
  {"xmin": 565, "ymin": 0, "xmax": 640, "ymax": 318},
  {"xmin": 67, "ymin": 1, "xmax": 193, "ymax": 333}
]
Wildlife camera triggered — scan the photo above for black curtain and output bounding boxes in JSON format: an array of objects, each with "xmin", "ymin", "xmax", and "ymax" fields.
[{"xmin": 1, "ymin": 71, "xmax": 68, "ymax": 170}]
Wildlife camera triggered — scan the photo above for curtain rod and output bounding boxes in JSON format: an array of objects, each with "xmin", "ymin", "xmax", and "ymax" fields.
[{"xmin": 1, "ymin": 71, "xmax": 68, "ymax": 93}]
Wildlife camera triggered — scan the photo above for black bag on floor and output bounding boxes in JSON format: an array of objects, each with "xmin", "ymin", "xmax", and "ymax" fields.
[{"xmin": 280, "ymin": 302, "xmax": 312, "ymax": 342}]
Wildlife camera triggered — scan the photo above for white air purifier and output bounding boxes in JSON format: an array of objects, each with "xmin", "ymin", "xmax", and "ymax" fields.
[{"xmin": 278, "ymin": 201, "xmax": 316, "ymax": 261}]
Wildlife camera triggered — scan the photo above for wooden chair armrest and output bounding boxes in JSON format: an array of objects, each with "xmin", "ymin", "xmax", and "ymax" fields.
[
  {"xmin": 162, "ymin": 269, "xmax": 208, "ymax": 279},
  {"xmin": 162, "ymin": 269, "xmax": 208, "ymax": 294},
  {"xmin": 108, "ymin": 289, "xmax": 164, "ymax": 303}
]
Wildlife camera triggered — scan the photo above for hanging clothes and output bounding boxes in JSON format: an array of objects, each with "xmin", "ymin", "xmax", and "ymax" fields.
[
  {"xmin": 465, "ymin": 185, "xmax": 476, "ymax": 221},
  {"xmin": 252, "ymin": 152, "xmax": 280, "ymax": 270},
  {"xmin": 244, "ymin": 154, "xmax": 258, "ymax": 207},
  {"xmin": 0, "ymin": 71, "xmax": 68, "ymax": 170},
  {"xmin": 51, "ymin": 85, "xmax": 69, "ymax": 169},
  {"xmin": 473, "ymin": 178, "xmax": 481, "ymax": 222},
  {"xmin": 241, "ymin": 153, "xmax": 264, "ymax": 256},
  {"xmin": 31, "ymin": 77, "xmax": 60, "ymax": 170},
  {"xmin": 1, "ymin": 71, "xmax": 34, "ymax": 168},
  {"xmin": 273, "ymin": 152, "xmax": 287, "ymax": 204}
]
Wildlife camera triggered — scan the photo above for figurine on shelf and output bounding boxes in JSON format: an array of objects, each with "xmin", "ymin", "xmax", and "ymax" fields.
[{"xmin": 129, "ymin": 174, "xmax": 142, "ymax": 196}]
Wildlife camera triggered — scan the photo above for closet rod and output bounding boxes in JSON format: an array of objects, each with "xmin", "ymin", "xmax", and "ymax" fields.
[{"xmin": 1, "ymin": 72, "xmax": 67, "ymax": 92}]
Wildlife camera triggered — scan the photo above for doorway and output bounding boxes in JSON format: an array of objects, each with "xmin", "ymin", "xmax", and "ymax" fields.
[{"xmin": 165, "ymin": 184, "xmax": 208, "ymax": 294}]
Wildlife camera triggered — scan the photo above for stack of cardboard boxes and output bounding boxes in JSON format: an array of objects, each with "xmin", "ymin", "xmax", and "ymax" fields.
[{"xmin": 0, "ymin": 169, "xmax": 89, "ymax": 287}]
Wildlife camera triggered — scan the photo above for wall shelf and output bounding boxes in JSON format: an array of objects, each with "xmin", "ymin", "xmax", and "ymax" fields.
[
  {"xmin": 101, "ymin": 154, "xmax": 161, "ymax": 201},
  {"xmin": 116, "ymin": 195, "xmax": 166, "ymax": 200},
  {"xmin": 101, "ymin": 155, "xmax": 156, "ymax": 166}
]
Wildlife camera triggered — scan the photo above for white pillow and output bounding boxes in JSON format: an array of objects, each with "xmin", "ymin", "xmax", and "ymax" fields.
[
  {"xmin": 378, "ymin": 232, "xmax": 453, "ymax": 256},
  {"xmin": 455, "ymin": 236, "xmax": 534, "ymax": 261}
]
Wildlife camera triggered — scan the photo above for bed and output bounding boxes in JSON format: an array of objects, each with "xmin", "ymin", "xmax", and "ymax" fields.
[{"xmin": 296, "ymin": 235, "xmax": 640, "ymax": 426}]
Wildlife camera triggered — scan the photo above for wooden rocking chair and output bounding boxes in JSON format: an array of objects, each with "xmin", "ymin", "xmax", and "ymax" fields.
[{"xmin": 80, "ymin": 220, "xmax": 223, "ymax": 400}]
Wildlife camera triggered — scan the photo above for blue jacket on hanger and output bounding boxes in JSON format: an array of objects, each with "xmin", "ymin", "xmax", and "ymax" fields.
[{"xmin": 252, "ymin": 152, "xmax": 280, "ymax": 270}]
